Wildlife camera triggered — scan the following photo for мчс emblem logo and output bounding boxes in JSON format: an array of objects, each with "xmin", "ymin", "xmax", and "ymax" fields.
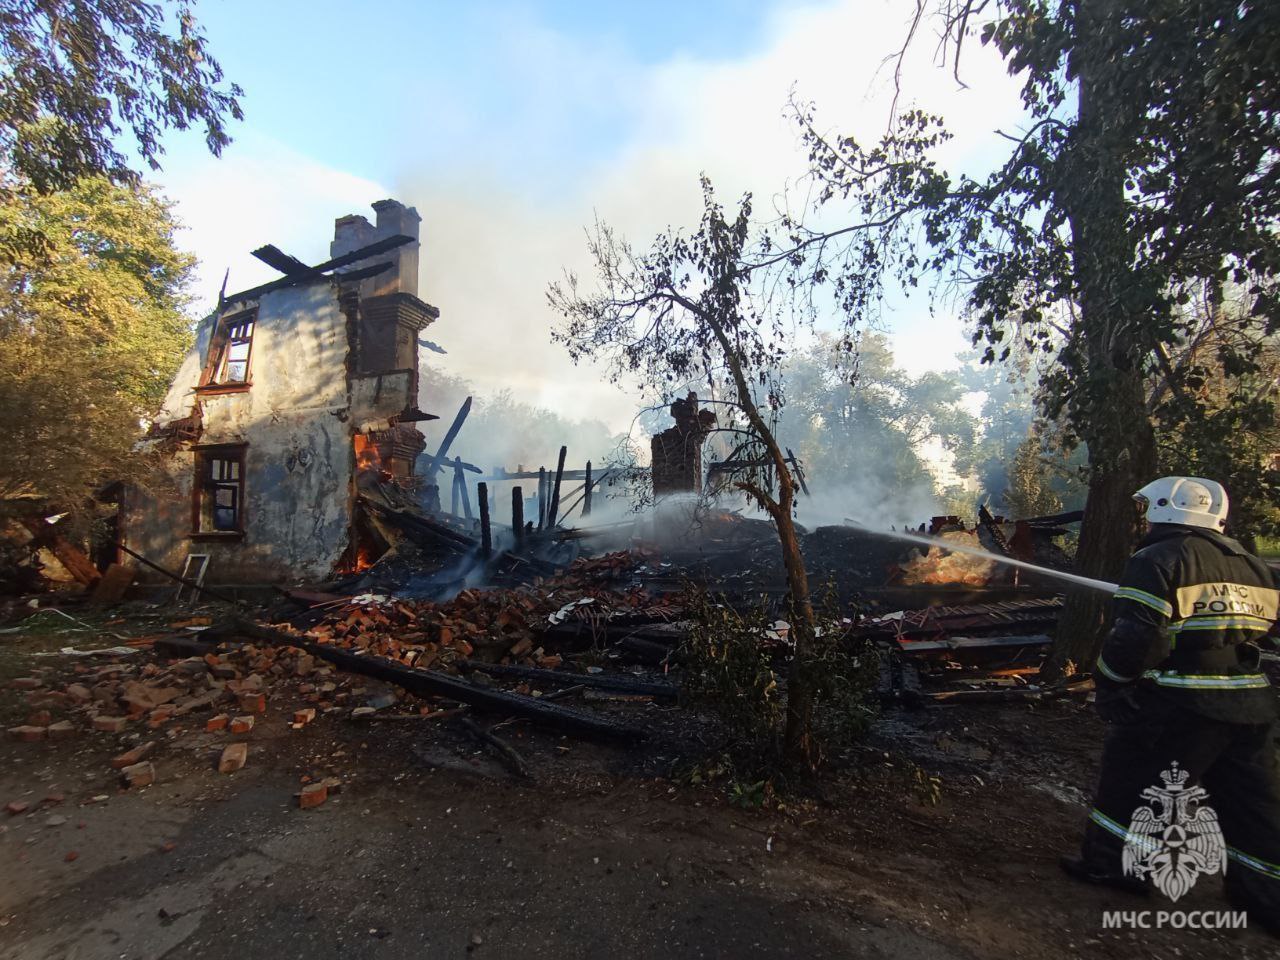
[{"xmin": 1122, "ymin": 763, "xmax": 1226, "ymax": 901}]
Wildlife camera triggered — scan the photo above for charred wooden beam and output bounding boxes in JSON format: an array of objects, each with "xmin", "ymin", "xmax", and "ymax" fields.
[
  {"xmin": 226, "ymin": 617, "xmax": 647, "ymax": 743},
  {"xmin": 454, "ymin": 458, "xmax": 473, "ymax": 520},
  {"xmin": 583, "ymin": 461, "xmax": 593, "ymax": 517},
  {"xmin": 478, "ymin": 482, "xmax": 491, "ymax": 558},
  {"xmin": 360, "ymin": 498, "xmax": 475, "ymax": 550},
  {"xmin": 511, "ymin": 486, "xmax": 524, "ymax": 550},
  {"xmin": 537, "ymin": 467, "xmax": 547, "ymax": 530},
  {"xmin": 547, "ymin": 445, "xmax": 567, "ymax": 529},
  {"xmin": 424, "ymin": 397, "xmax": 472, "ymax": 480},
  {"xmin": 224, "ymin": 259, "xmax": 396, "ymax": 305},
  {"xmin": 250, "ymin": 244, "xmax": 310, "ymax": 275},
  {"xmin": 456, "ymin": 660, "xmax": 678, "ymax": 701},
  {"xmin": 459, "ymin": 716, "xmax": 532, "ymax": 780}
]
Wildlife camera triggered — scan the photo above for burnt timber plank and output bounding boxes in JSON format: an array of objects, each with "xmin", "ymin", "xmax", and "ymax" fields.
[{"xmin": 227, "ymin": 618, "xmax": 647, "ymax": 743}]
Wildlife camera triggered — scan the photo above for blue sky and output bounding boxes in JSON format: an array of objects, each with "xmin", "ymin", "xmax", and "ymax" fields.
[{"xmin": 155, "ymin": 0, "xmax": 1027, "ymax": 433}]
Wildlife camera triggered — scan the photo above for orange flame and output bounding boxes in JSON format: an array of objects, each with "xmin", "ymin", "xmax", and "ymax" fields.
[
  {"xmin": 899, "ymin": 530, "xmax": 996, "ymax": 586},
  {"xmin": 354, "ymin": 434, "xmax": 383, "ymax": 472}
]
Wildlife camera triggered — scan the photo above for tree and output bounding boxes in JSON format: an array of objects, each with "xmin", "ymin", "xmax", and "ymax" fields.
[
  {"xmin": 772, "ymin": 0, "xmax": 1280, "ymax": 676},
  {"xmin": 0, "ymin": 176, "xmax": 194, "ymax": 514},
  {"xmin": 0, "ymin": 0, "xmax": 242, "ymax": 194},
  {"xmin": 550, "ymin": 180, "xmax": 828, "ymax": 768},
  {"xmin": 1003, "ymin": 429, "xmax": 1063, "ymax": 519},
  {"xmin": 781, "ymin": 332, "xmax": 978, "ymax": 519},
  {"xmin": 1148, "ymin": 287, "xmax": 1280, "ymax": 545}
]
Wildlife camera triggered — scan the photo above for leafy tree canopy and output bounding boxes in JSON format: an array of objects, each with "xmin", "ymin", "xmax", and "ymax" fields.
[
  {"xmin": 0, "ymin": 176, "xmax": 194, "ymax": 512},
  {"xmin": 0, "ymin": 0, "xmax": 242, "ymax": 194}
]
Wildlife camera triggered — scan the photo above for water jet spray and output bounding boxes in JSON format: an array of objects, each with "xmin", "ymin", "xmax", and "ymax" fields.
[{"xmin": 842, "ymin": 523, "xmax": 1120, "ymax": 596}]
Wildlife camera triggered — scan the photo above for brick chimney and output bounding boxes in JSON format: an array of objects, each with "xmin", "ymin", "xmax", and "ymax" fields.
[{"xmin": 330, "ymin": 199, "xmax": 421, "ymax": 298}]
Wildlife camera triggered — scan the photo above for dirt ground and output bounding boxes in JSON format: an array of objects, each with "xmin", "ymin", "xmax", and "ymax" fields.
[{"xmin": 0, "ymin": 626, "xmax": 1277, "ymax": 959}]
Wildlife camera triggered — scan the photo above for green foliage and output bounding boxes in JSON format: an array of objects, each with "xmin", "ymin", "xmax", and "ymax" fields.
[
  {"xmin": 682, "ymin": 587, "xmax": 879, "ymax": 786},
  {"xmin": 0, "ymin": 176, "xmax": 194, "ymax": 513},
  {"xmin": 683, "ymin": 595, "xmax": 785, "ymax": 757},
  {"xmin": 781, "ymin": 1, "xmax": 1280, "ymax": 665},
  {"xmin": 1002, "ymin": 428, "xmax": 1063, "ymax": 519},
  {"xmin": 788, "ymin": 0, "xmax": 1280, "ymax": 477},
  {"xmin": 910, "ymin": 765, "xmax": 943, "ymax": 807},
  {"xmin": 0, "ymin": 0, "xmax": 242, "ymax": 194},
  {"xmin": 781, "ymin": 333, "xmax": 977, "ymax": 496},
  {"xmin": 1148, "ymin": 295, "xmax": 1280, "ymax": 539}
]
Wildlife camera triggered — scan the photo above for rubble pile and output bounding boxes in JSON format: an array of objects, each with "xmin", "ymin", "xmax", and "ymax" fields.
[
  {"xmin": 6, "ymin": 635, "xmax": 363, "ymax": 750},
  {"xmin": 286, "ymin": 550, "xmax": 675, "ymax": 669}
]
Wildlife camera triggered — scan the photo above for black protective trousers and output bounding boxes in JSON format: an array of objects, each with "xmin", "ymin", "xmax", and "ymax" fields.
[{"xmin": 1080, "ymin": 696, "xmax": 1280, "ymax": 929}]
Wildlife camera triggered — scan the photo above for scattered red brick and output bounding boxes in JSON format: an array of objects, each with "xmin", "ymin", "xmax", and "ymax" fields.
[
  {"xmin": 6, "ymin": 801, "xmax": 30, "ymax": 816},
  {"xmin": 9, "ymin": 677, "xmax": 42, "ymax": 690},
  {"xmin": 64, "ymin": 851, "xmax": 78, "ymax": 862},
  {"xmin": 92, "ymin": 716, "xmax": 128, "ymax": 734},
  {"xmin": 64, "ymin": 683, "xmax": 92, "ymax": 704},
  {"xmin": 110, "ymin": 741, "xmax": 157, "ymax": 770},
  {"xmin": 229, "ymin": 715, "xmax": 254, "ymax": 735},
  {"xmin": 292, "ymin": 707, "xmax": 316, "ymax": 726},
  {"xmin": 121, "ymin": 761, "xmax": 156, "ymax": 789},
  {"xmin": 238, "ymin": 693, "xmax": 266, "ymax": 714},
  {"xmin": 205, "ymin": 713, "xmax": 229, "ymax": 732},
  {"xmin": 26, "ymin": 710, "xmax": 52, "ymax": 727},
  {"xmin": 46, "ymin": 720, "xmax": 76, "ymax": 740},
  {"xmin": 297, "ymin": 783, "xmax": 327, "ymax": 809},
  {"xmin": 8, "ymin": 725, "xmax": 47, "ymax": 742}
]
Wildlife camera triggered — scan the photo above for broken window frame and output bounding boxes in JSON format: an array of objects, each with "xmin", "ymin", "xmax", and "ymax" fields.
[
  {"xmin": 197, "ymin": 309, "xmax": 257, "ymax": 394},
  {"xmin": 191, "ymin": 444, "xmax": 247, "ymax": 539}
]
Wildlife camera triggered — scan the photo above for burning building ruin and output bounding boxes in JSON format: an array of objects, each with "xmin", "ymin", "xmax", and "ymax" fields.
[{"xmin": 125, "ymin": 200, "xmax": 439, "ymax": 584}]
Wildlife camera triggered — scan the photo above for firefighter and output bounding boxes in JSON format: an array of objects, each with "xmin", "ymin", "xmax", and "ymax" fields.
[{"xmin": 1061, "ymin": 476, "xmax": 1280, "ymax": 932}]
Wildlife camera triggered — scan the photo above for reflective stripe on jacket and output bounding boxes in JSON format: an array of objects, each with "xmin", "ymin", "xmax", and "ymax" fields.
[{"xmin": 1095, "ymin": 525, "xmax": 1279, "ymax": 723}]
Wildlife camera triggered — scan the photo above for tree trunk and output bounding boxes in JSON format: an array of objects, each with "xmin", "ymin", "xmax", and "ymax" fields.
[
  {"xmin": 700, "ymin": 305, "xmax": 819, "ymax": 769},
  {"xmin": 775, "ymin": 476, "xmax": 817, "ymax": 769},
  {"xmin": 1046, "ymin": 0, "xmax": 1156, "ymax": 679},
  {"xmin": 1044, "ymin": 443, "xmax": 1147, "ymax": 677}
]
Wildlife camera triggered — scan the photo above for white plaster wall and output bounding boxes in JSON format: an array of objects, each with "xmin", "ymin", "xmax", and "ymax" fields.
[{"xmin": 130, "ymin": 281, "xmax": 355, "ymax": 583}]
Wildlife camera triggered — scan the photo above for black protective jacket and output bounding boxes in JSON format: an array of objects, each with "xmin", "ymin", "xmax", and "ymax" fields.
[{"xmin": 1095, "ymin": 524, "xmax": 1279, "ymax": 723}]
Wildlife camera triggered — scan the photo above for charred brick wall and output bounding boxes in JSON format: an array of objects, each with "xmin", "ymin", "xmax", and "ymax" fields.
[{"xmin": 650, "ymin": 393, "xmax": 716, "ymax": 496}]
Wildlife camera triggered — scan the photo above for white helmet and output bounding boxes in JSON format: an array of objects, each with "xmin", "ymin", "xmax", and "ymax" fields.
[{"xmin": 1133, "ymin": 477, "xmax": 1228, "ymax": 531}]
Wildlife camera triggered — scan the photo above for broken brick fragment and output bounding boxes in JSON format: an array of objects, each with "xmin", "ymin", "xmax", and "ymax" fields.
[
  {"xmin": 205, "ymin": 713, "xmax": 229, "ymax": 732},
  {"xmin": 229, "ymin": 715, "xmax": 254, "ymax": 735},
  {"xmin": 238, "ymin": 693, "xmax": 266, "ymax": 714},
  {"xmin": 26, "ymin": 710, "xmax": 52, "ymax": 727},
  {"xmin": 9, "ymin": 677, "xmax": 42, "ymax": 690},
  {"xmin": 8, "ymin": 725, "xmax": 47, "ymax": 742},
  {"xmin": 297, "ymin": 783, "xmax": 327, "ymax": 809},
  {"xmin": 6, "ymin": 801, "xmax": 30, "ymax": 816},
  {"xmin": 64, "ymin": 851, "xmax": 78, "ymax": 863},
  {"xmin": 218, "ymin": 743, "xmax": 247, "ymax": 774},
  {"xmin": 111, "ymin": 741, "xmax": 157, "ymax": 770},
  {"xmin": 46, "ymin": 720, "xmax": 76, "ymax": 740},
  {"xmin": 92, "ymin": 716, "xmax": 128, "ymax": 734},
  {"xmin": 121, "ymin": 761, "xmax": 155, "ymax": 789},
  {"xmin": 292, "ymin": 707, "xmax": 316, "ymax": 726},
  {"xmin": 64, "ymin": 683, "xmax": 92, "ymax": 704}
]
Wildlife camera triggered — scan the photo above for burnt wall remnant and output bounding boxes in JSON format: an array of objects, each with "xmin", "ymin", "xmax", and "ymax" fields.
[
  {"xmin": 126, "ymin": 199, "xmax": 440, "ymax": 584},
  {"xmin": 651, "ymin": 392, "xmax": 716, "ymax": 496}
]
